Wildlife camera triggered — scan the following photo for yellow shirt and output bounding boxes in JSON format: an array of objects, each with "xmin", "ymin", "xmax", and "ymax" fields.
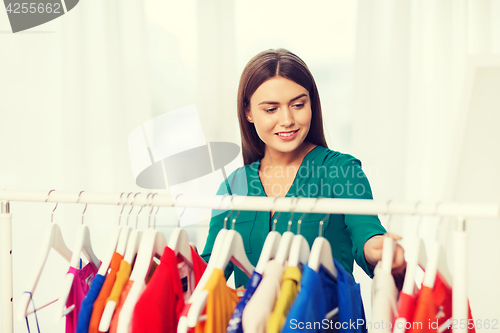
[
  {"xmin": 267, "ymin": 266, "xmax": 302, "ymax": 333},
  {"xmin": 195, "ymin": 268, "xmax": 240, "ymax": 333},
  {"xmin": 105, "ymin": 260, "xmax": 132, "ymax": 305}
]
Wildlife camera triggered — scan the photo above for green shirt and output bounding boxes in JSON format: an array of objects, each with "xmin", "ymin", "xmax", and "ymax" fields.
[{"xmin": 201, "ymin": 145, "xmax": 386, "ymax": 288}]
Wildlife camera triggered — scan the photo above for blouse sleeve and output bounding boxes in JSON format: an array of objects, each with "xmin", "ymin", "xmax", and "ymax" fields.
[
  {"xmin": 200, "ymin": 178, "xmax": 234, "ymax": 281},
  {"xmin": 334, "ymin": 156, "xmax": 387, "ymax": 278}
]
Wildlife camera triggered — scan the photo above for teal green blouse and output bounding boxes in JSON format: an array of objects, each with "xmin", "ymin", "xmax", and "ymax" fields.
[{"xmin": 201, "ymin": 145, "xmax": 387, "ymax": 288}]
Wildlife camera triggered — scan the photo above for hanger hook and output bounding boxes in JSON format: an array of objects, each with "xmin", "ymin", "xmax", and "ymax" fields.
[
  {"xmin": 127, "ymin": 192, "xmax": 141, "ymax": 227},
  {"xmin": 77, "ymin": 191, "xmax": 87, "ymax": 225},
  {"xmin": 136, "ymin": 193, "xmax": 151, "ymax": 229},
  {"xmin": 271, "ymin": 197, "xmax": 283, "ymax": 232},
  {"xmin": 223, "ymin": 194, "xmax": 235, "ymax": 230},
  {"xmin": 117, "ymin": 192, "xmax": 125, "ymax": 226},
  {"xmin": 311, "ymin": 197, "xmax": 330, "ymax": 238},
  {"xmin": 46, "ymin": 189, "xmax": 58, "ymax": 224},
  {"xmin": 175, "ymin": 193, "xmax": 187, "ymax": 228},
  {"xmin": 297, "ymin": 211, "xmax": 307, "ymax": 236},
  {"xmin": 119, "ymin": 192, "xmax": 132, "ymax": 226},
  {"xmin": 288, "ymin": 196, "xmax": 299, "ymax": 232},
  {"xmin": 154, "ymin": 205, "xmax": 160, "ymax": 230},
  {"xmin": 413, "ymin": 201, "xmax": 424, "ymax": 237},
  {"xmin": 148, "ymin": 193, "xmax": 158, "ymax": 229}
]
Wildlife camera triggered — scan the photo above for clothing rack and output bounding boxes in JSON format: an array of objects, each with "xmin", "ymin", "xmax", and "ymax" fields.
[{"xmin": 1, "ymin": 190, "xmax": 497, "ymax": 333}]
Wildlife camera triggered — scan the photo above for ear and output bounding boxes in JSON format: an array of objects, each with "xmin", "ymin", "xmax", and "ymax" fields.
[{"xmin": 245, "ymin": 109, "xmax": 253, "ymax": 123}]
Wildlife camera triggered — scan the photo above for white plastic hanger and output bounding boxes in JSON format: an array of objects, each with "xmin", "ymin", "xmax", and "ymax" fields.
[
  {"xmin": 401, "ymin": 206, "xmax": 428, "ymax": 295},
  {"xmin": 165, "ymin": 194, "xmax": 194, "ymax": 266},
  {"xmin": 214, "ymin": 227, "xmax": 254, "ymax": 276},
  {"xmin": 128, "ymin": 194, "xmax": 166, "ymax": 283},
  {"xmin": 113, "ymin": 192, "xmax": 135, "ymax": 257},
  {"xmin": 95, "ymin": 192, "xmax": 131, "ymax": 277},
  {"xmin": 186, "ymin": 195, "xmax": 256, "ymax": 329},
  {"xmin": 187, "ymin": 227, "xmax": 254, "ymax": 328},
  {"xmin": 287, "ymin": 201, "xmax": 311, "ymax": 267},
  {"xmin": 17, "ymin": 191, "xmax": 73, "ymax": 322},
  {"xmin": 274, "ymin": 228, "xmax": 294, "ymax": 265},
  {"xmin": 178, "ymin": 228, "xmax": 228, "ymax": 333},
  {"xmin": 303, "ymin": 199, "xmax": 336, "ymax": 278},
  {"xmin": 371, "ymin": 235, "xmax": 399, "ymax": 321},
  {"xmin": 169, "ymin": 228, "xmax": 193, "ymax": 266},
  {"xmin": 178, "ymin": 194, "xmax": 232, "ymax": 332},
  {"xmin": 308, "ymin": 216, "xmax": 337, "ymax": 279},
  {"xmin": 394, "ymin": 210, "xmax": 428, "ymax": 333},
  {"xmin": 422, "ymin": 205, "xmax": 453, "ymax": 289},
  {"xmin": 255, "ymin": 198, "xmax": 282, "ymax": 274},
  {"xmin": 56, "ymin": 192, "xmax": 102, "ymax": 320},
  {"xmin": 117, "ymin": 193, "xmax": 168, "ymax": 333},
  {"xmin": 275, "ymin": 197, "xmax": 301, "ymax": 265},
  {"xmin": 99, "ymin": 193, "xmax": 143, "ymax": 332}
]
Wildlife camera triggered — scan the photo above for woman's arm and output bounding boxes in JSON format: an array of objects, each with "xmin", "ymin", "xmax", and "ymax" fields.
[
  {"xmin": 333, "ymin": 157, "xmax": 398, "ymax": 278},
  {"xmin": 364, "ymin": 233, "xmax": 406, "ymax": 289}
]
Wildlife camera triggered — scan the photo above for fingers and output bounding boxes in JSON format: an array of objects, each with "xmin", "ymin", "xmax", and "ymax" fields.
[
  {"xmin": 392, "ymin": 244, "xmax": 406, "ymax": 273},
  {"xmin": 385, "ymin": 232, "xmax": 402, "ymax": 241}
]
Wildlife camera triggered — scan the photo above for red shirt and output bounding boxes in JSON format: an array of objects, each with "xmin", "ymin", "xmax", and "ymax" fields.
[
  {"xmin": 131, "ymin": 246, "xmax": 206, "ymax": 333},
  {"xmin": 408, "ymin": 274, "xmax": 475, "ymax": 333}
]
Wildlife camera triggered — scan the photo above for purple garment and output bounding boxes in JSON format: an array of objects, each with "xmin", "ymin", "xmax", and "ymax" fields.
[{"xmin": 65, "ymin": 261, "xmax": 99, "ymax": 333}]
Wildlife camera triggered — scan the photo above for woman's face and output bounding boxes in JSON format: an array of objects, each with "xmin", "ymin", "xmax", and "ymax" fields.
[{"xmin": 246, "ymin": 76, "xmax": 312, "ymax": 156}]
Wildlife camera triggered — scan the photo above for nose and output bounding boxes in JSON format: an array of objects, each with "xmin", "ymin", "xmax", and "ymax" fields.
[{"xmin": 278, "ymin": 106, "xmax": 295, "ymax": 128}]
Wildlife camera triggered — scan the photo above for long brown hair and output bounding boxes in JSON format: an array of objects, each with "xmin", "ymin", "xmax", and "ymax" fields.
[{"xmin": 237, "ymin": 48, "xmax": 328, "ymax": 165}]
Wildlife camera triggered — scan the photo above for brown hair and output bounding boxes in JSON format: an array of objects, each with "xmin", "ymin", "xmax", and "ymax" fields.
[{"xmin": 237, "ymin": 48, "xmax": 328, "ymax": 165}]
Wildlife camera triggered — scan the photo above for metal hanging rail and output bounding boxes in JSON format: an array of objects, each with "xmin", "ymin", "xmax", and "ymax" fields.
[
  {"xmin": 0, "ymin": 189, "xmax": 499, "ymax": 218},
  {"xmin": 1, "ymin": 189, "xmax": 495, "ymax": 333}
]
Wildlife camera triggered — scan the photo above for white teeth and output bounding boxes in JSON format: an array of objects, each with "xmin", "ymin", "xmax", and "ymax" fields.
[{"xmin": 278, "ymin": 131, "xmax": 297, "ymax": 137}]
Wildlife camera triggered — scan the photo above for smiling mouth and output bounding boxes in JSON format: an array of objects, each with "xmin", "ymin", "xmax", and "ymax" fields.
[{"xmin": 276, "ymin": 129, "xmax": 299, "ymax": 137}]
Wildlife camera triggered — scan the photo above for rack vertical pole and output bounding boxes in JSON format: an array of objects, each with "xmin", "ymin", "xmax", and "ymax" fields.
[{"xmin": 0, "ymin": 201, "xmax": 13, "ymax": 333}]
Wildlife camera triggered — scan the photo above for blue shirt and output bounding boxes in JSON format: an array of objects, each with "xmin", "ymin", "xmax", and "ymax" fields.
[
  {"xmin": 76, "ymin": 273, "xmax": 105, "ymax": 333},
  {"xmin": 227, "ymin": 270, "xmax": 263, "ymax": 333},
  {"xmin": 283, "ymin": 262, "xmax": 367, "ymax": 333}
]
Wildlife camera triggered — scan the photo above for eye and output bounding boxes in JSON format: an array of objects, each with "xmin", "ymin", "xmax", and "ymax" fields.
[
  {"xmin": 292, "ymin": 103, "xmax": 305, "ymax": 109},
  {"xmin": 265, "ymin": 108, "xmax": 277, "ymax": 113}
]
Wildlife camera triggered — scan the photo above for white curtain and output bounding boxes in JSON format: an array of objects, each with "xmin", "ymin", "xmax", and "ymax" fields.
[
  {"xmin": 352, "ymin": 0, "xmax": 500, "ymax": 324},
  {"xmin": 1, "ymin": 0, "xmax": 152, "ymax": 330}
]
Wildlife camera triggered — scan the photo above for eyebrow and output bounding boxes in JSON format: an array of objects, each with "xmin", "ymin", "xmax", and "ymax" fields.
[{"xmin": 258, "ymin": 93, "xmax": 308, "ymax": 105}]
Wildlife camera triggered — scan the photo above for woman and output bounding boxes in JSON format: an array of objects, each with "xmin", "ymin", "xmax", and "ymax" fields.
[{"xmin": 201, "ymin": 48, "xmax": 405, "ymax": 289}]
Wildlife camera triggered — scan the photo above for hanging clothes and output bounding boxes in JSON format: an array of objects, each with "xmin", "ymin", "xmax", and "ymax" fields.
[
  {"xmin": 131, "ymin": 246, "xmax": 207, "ymax": 333},
  {"xmin": 76, "ymin": 274, "xmax": 105, "ymax": 333},
  {"xmin": 109, "ymin": 280, "xmax": 134, "ymax": 333},
  {"xmin": 371, "ymin": 261, "xmax": 399, "ymax": 333},
  {"xmin": 267, "ymin": 266, "xmax": 302, "ymax": 333},
  {"xmin": 89, "ymin": 252, "xmax": 123, "ymax": 333},
  {"xmin": 226, "ymin": 270, "xmax": 263, "ymax": 333},
  {"xmin": 408, "ymin": 274, "xmax": 476, "ymax": 333},
  {"xmin": 65, "ymin": 261, "xmax": 99, "ymax": 333},
  {"xmin": 393, "ymin": 288, "xmax": 420, "ymax": 331},
  {"xmin": 242, "ymin": 260, "xmax": 284, "ymax": 333},
  {"xmin": 113, "ymin": 259, "xmax": 159, "ymax": 333},
  {"xmin": 282, "ymin": 260, "xmax": 366, "ymax": 333},
  {"xmin": 193, "ymin": 268, "xmax": 241, "ymax": 333}
]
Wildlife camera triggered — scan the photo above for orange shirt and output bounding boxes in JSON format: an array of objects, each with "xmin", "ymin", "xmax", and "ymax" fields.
[
  {"xmin": 194, "ymin": 268, "xmax": 241, "ymax": 333},
  {"xmin": 109, "ymin": 280, "xmax": 134, "ymax": 333},
  {"xmin": 408, "ymin": 274, "xmax": 475, "ymax": 333},
  {"xmin": 89, "ymin": 252, "xmax": 123, "ymax": 333},
  {"xmin": 105, "ymin": 260, "xmax": 132, "ymax": 305}
]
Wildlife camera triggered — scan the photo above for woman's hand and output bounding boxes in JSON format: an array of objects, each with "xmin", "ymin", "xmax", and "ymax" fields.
[{"xmin": 364, "ymin": 233, "xmax": 406, "ymax": 290}]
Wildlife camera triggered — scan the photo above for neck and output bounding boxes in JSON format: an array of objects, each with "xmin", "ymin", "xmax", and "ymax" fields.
[{"xmin": 261, "ymin": 142, "xmax": 317, "ymax": 167}]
